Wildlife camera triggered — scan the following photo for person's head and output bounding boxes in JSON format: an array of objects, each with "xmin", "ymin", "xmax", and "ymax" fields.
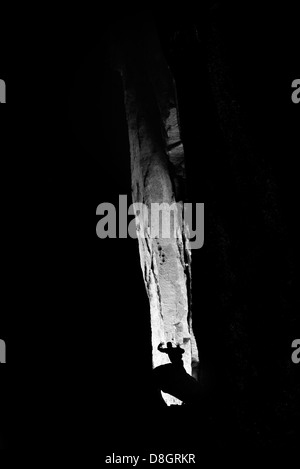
[{"xmin": 167, "ymin": 342, "xmax": 173, "ymax": 349}]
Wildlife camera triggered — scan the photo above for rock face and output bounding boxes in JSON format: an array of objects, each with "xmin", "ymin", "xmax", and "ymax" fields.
[{"xmin": 113, "ymin": 15, "xmax": 199, "ymax": 405}]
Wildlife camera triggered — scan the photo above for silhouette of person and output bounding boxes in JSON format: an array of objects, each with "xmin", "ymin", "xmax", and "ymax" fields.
[
  {"xmin": 154, "ymin": 341, "xmax": 202, "ymax": 405},
  {"xmin": 157, "ymin": 342, "xmax": 185, "ymax": 367}
]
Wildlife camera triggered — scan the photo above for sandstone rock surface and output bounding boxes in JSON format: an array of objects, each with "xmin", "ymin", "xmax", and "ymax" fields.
[{"xmin": 114, "ymin": 16, "xmax": 199, "ymax": 405}]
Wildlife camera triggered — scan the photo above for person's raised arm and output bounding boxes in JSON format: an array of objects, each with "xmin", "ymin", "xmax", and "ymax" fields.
[
  {"xmin": 176, "ymin": 344, "xmax": 185, "ymax": 355},
  {"xmin": 158, "ymin": 342, "xmax": 167, "ymax": 353}
]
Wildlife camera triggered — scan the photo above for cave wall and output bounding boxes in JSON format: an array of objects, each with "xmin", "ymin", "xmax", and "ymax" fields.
[{"xmin": 112, "ymin": 15, "xmax": 199, "ymax": 405}]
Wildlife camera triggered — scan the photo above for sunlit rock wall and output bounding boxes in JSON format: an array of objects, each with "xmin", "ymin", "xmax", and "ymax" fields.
[{"xmin": 114, "ymin": 15, "xmax": 199, "ymax": 405}]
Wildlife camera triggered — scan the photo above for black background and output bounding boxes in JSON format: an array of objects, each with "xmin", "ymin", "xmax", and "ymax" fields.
[{"xmin": 1, "ymin": 0, "xmax": 299, "ymax": 461}]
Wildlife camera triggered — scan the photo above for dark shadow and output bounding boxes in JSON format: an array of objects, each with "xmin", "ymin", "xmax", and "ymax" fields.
[{"xmin": 153, "ymin": 342, "xmax": 203, "ymax": 406}]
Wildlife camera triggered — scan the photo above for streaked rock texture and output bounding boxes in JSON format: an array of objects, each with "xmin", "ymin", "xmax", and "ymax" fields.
[{"xmin": 113, "ymin": 15, "xmax": 199, "ymax": 405}]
